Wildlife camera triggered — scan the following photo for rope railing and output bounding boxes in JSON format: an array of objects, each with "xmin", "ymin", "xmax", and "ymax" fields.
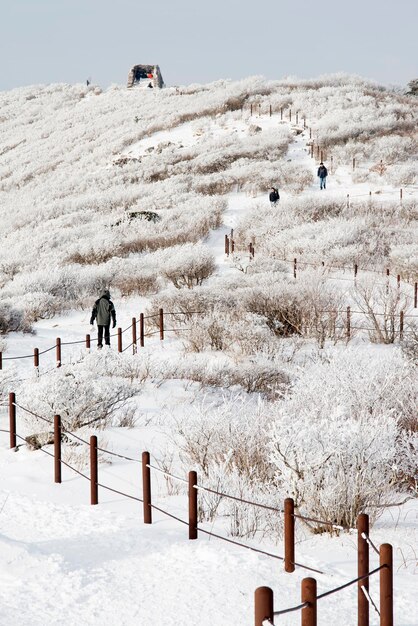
[
  {"xmin": 316, "ymin": 565, "xmax": 384, "ymax": 601},
  {"xmin": 293, "ymin": 512, "xmax": 345, "ymax": 531},
  {"xmin": 361, "ymin": 585, "xmax": 380, "ymax": 616},
  {"xmin": 361, "ymin": 531, "xmax": 380, "ymax": 555},
  {"xmin": 194, "ymin": 483, "xmax": 282, "ymax": 513}
]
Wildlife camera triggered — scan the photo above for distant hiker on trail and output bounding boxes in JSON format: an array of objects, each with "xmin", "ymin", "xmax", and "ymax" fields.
[
  {"xmin": 90, "ymin": 289, "xmax": 116, "ymax": 349},
  {"xmin": 269, "ymin": 187, "xmax": 280, "ymax": 206},
  {"xmin": 317, "ymin": 162, "xmax": 328, "ymax": 189}
]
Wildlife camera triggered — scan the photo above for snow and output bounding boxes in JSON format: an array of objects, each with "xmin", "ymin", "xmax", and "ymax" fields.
[{"xmin": 0, "ymin": 76, "xmax": 417, "ymax": 625}]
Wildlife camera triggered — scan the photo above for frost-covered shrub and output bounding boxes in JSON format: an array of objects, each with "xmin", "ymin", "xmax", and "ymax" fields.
[
  {"xmin": 269, "ymin": 349, "xmax": 417, "ymax": 529},
  {"xmin": 353, "ymin": 279, "xmax": 411, "ymax": 344},
  {"xmin": 0, "ymin": 302, "xmax": 32, "ymax": 334},
  {"xmin": 154, "ymin": 244, "xmax": 216, "ymax": 288},
  {"xmin": 156, "ymin": 353, "xmax": 288, "ymax": 398},
  {"xmin": 18, "ymin": 352, "xmax": 140, "ymax": 432},
  {"xmin": 244, "ymin": 272, "xmax": 345, "ymax": 347}
]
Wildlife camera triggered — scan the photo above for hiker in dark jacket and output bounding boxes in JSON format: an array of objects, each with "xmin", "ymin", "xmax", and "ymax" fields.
[
  {"xmin": 317, "ymin": 162, "xmax": 328, "ymax": 189},
  {"xmin": 269, "ymin": 187, "xmax": 280, "ymax": 206},
  {"xmin": 90, "ymin": 289, "xmax": 116, "ymax": 348}
]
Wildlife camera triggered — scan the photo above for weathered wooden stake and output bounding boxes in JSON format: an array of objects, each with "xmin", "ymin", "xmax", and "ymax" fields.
[
  {"xmin": 117, "ymin": 327, "xmax": 122, "ymax": 352},
  {"xmin": 0, "ymin": 352, "xmax": 2, "ymax": 371},
  {"xmin": 132, "ymin": 317, "xmax": 137, "ymax": 354},
  {"xmin": 142, "ymin": 451, "xmax": 152, "ymax": 524},
  {"xmin": 90, "ymin": 435, "xmax": 98, "ymax": 505},
  {"xmin": 140, "ymin": 313, "xmax": 145, "ymax": 347},
  {"xmin": 357, "ymin": 513, "xmax": 369, "ymax": 626},
  {"xmin": 414, "ymin": 282, "xmax": 417, "ymax": 308},
  {"xmin": 269, "ymin": 104, "xmax": 272, "ymax": 117},
  {"xmin": 54, "ymin": 414, "xmax": 62, "ymax": 484},
  {"xmin": 301, "ymin": 578, "xmax": 317, "ymax": 626},
  {"xmin": 354, "ymin": 264, "xmax": 358, "ymax": 278},
  {"xmin": 159, "ymin": 308, "xmax": 164, "ymax": 340},
  {"xmin": 284, "ymin": 497, "xmax": 295, "ymax": 573},
  {"xmin": 353, "ymin": 157, "xmax": 356, "ymax": 170},
  {"xmin": 399, "ymin": 310, "xmax": 404, "ymax": 341},
  {"xmin": 9, "ymin": 392, "xmax": 16, "ymax": 449},
  {"xmin": 85, "ymin": 334, "xmax": 91, "ymax": 350},
  {"xmin": 347, "ymin": 306, "xmax": 351, "ymax": 341},
  {"xmin": 34, "ymin": 347, "xmax": 39, "ymax": 368},
  {"xmin": 254, "ymin": 587, "xmax": 274, "ymax": 626},
  {"xmin": 56, "ymin": 337, "xmax": 61, "ymax": 367},
  {"xmin": 380, "ymin": 544, "xmax": 393, "ymax": 626},
  {"xmin": 188, "ymin": 470, "xmax": 198, "ymax": 540},
  {"xmin": 293, "ymin": 258, "xmax": 297, "ymax": 279}
]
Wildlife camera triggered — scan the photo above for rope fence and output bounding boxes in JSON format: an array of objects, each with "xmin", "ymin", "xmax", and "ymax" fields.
[{"xmin": 0, "ymin": 396, "xmax": 400, "ymax": 625}]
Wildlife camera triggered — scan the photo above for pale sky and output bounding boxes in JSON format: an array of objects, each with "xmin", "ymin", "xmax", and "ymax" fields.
[{"xmin": 1, "ymin": 0, "xmax": 417, "ymax": 91}]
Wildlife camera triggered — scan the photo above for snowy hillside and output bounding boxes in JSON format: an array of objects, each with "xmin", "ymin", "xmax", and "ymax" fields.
[{"xmin": 0, "ymin": 75, "xmax": 417, "ymax": 625}]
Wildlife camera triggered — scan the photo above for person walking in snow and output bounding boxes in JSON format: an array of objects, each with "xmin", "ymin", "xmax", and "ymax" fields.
[
  {"xmin": 90, "ymin": 289, "xmax": 117, "ymax": 349},
  {"xmin": 269, "ymin": 187, "xmax": 280, "ymax": 206},
  {"xmin": 317, "ymin": 162, "xmax": 328, "ymax": 189}
]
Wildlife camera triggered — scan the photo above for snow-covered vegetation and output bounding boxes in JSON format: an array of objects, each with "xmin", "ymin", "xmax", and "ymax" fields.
[{"xmin": 0, "ymin": 73, "xmax": 417, "ymax": 625}]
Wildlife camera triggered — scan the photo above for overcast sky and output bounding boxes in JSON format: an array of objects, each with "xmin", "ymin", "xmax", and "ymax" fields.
[{"xmin": 1, "ymin": 0, "xmax": 417, "ymax": 91}]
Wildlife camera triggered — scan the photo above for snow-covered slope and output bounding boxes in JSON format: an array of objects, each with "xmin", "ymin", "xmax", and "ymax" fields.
[{"xmin": 0, "ymin": 75, "xmax": 417, "ymax": 625}]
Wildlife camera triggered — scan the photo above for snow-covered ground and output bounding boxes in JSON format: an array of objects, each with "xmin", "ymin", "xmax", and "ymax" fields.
[{"xmin": 0, "ymin": 77, "xmax": 417, "ymax": 625}]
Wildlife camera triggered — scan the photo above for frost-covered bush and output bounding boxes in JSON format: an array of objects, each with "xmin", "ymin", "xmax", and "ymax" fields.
[
  {"xmin": 244, "ymin": 271, "xmax": 345, "ymax": 347},
  {"xmin": 269, "ymin": 349, "xmax": 417, "ymax": 528},
  {"xmin": 18, "ymin": 352, "xmax": 141, "ymax": 432},
  {"xmin": 166, "ymin": 395, "xmax": 282, "ymax": 536},
  {"xmin": 153, "ymin": 244, "xmax": 216, "ymax": 288},
  {"xmin": 353, "ymin": 279, "xmax": 411, "ymax": 343},
  {"xmin": 156, "ymin": 353, "xmax": 288, "ymax": 398},
  {"xmin": 0, "ymin": 302, "xmax": 32, "ymax": 334}
]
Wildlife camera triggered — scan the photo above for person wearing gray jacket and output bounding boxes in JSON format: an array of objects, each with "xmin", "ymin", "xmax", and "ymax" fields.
[{"xmin": 90, "ymin": 289, "xmax": 116, "ymax": 348}]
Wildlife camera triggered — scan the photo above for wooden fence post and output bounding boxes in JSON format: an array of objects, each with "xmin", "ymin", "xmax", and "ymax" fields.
[
  {"xmin": 159, "ymin": 308, "xmax": 164, "ymax": 340},
  {"xmin": 301, "ymin": 578, "xmax": 317, "ymax": 626},
  {"xmin": 353, "ymin": 157, "xmax": 356, "ymax": 170},
  {"xmin": 357, "ymin": 513, "xmax": 369, "ymax": 626},
  {"xmin": 346, "ymin": 306, "xmax": 351, "ymax": 341},
  {"xmin": 56, "ymin": 337, "xmax": 61, "ymax": 367},
  {"xmin": 289, "ymin": 108, "xmax": 292, "ymax": 122},
  {"xmin": 399, "ymin": 311, "xmax": 404, "ymax": 341},
  {"xmin": 90, "ymin": 435, "xmax": 98, "ymax": 505},
  {"xmin": 142, "ymin": 451, "xmax": 152, "ymax": 524},
  {"xmin": 140, "ymin": 313, "xmax": 145, "ymax": 347},
  {"xmin": 117, "ymin": 327, "xmax": 122, "ymax": 353},
  {"xmin": 347, "ymin": 194, "xmax": 350, "ymax": 208},
  {"xmin": 85, "ymin": 334, "xmax": 91, "ymax": 350},
  {"xmin": 284, "ymin": 497, "xmax": 295, "ymax": 573},
  {"xmin": 34, "ymin": 347, "xmax": 39, "ymax": 368},
  {"xmin": 354, "ymin": 264, "xmax": 358, "ymax": 279},
  {"xmin": 296, "ymin": 111, "xmax": 299, "ymax": 125},
  {"xmin": 225, "ymin": 234, "xmax": 229, "ymax": 255},
  {"xmin": 132, "ymin": 318, "xmax": 137, "ymax": 354},
  {"xmin": 269, "ymin": 104, "xmax": 272, "ymax": 117},
  {"xmin": 414, "ymin": 282, "xmax": 417, "ymax": 308},
  {"xmin": 0, "ymin": 351, "xmax": 2, "ymax": 371},
  {"xmin": 400, "ymin": 188, "xmax": 403, "ymax": 202},
  {"xmin": 188, "ymin": 470, "xmax": 198, "ymax": 540},
  {"xmin": 254, "ymin": 587, "xmax": 274, "ymax": 626},
  {"xmin": 54, "ymin": 414, "xmax": 61, "ymax": 484},
  {"xmin": 293, "ymin": 258, "xmax": 297, "ymax": 279},
  {"xmin": 380, "ymin": 544, "xmax": 393, "ymax": 626},
  {"xmin": 9, "ymin": 392, "xmax": 16, "ymax": 449}
]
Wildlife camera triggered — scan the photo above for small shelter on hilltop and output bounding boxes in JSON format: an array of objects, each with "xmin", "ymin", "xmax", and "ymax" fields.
[{"xmin": 127, "ymin": 65, "xmax": 164, "ymax": 89}]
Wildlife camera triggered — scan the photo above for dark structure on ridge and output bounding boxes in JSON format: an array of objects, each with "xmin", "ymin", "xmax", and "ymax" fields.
[{"xmin": 127, "ymin": 65, "xmax": 164, "ymax": 89}]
